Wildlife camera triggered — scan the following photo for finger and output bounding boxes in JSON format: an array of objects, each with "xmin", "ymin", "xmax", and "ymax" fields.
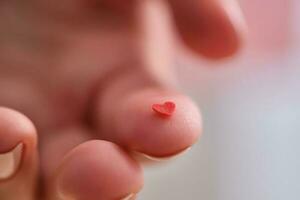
[
  {"xmin": 0, "ymin": 107, "xmax": 38, "ymax": 200},
  {"xmin": 94, "ymin": 69, "xmax": 202, "ymax": 159},
  {"xmin": 93, "ymin": 1, "xmax": 202, "ymax": 160},
  {"xmin": 168, "ymin": 0, "xmax": 246, "ymax": 58},
  {"xmin": 48, "ymin": 140, "xmax": 143, "ymax": 200}
]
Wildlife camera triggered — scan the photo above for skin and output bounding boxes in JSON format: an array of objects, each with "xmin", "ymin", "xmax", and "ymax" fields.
[{"xmin": 0, "ymin": 0, "xmax": 243, "ymax": 199}]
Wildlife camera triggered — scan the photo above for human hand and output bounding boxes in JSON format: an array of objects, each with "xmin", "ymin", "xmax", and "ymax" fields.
[{"xmin": 0, "ymin": 0, "xmax": 243, "ymax": 199}]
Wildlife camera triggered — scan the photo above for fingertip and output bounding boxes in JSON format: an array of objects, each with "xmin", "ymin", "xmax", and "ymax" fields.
[
  {"xmin": 0, "ymin": 107, "xmax": 37, "ymax": 154},
  {"xmin": 55, "ymin": 140, "xmax": 143, "ymax": 200},
  {"xmin": 107, "ymin": 89, "xmax": 202, "ymax": 158}
]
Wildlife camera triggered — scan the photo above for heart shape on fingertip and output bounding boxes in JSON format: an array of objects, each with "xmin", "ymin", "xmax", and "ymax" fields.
[{"xmin": 152, "ymin": 101, "xmax": 176, "ymax": 117}]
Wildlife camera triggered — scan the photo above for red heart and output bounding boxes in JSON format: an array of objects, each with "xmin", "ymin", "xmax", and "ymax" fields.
[{"xmin": 152, "ymin": 101, "xmax": 176, "ymax": 116}]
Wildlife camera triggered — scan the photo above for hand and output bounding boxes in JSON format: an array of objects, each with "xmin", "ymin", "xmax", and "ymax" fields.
[{"xmin": 0, "ymin": 0, "xmax": 242, "ymax": 199}]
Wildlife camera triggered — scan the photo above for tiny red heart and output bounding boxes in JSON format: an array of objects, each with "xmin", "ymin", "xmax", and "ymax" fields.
[{"xmin": 152, "ymin": 101, "xmax": 176, "ymax": 117}]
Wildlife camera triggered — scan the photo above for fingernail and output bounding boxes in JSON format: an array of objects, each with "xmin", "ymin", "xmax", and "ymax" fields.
[
  {"xmin": 0, "ymin": 143, "xmax": 23, "ymax": 180},
  {"xmin": 138, "ymin": 147, "xmax": 192, "ymax": 162},
  {"xmin": 121, "ymin": 193, "xmax": 137, "ymax": 200},
  {"xmin": 58, "ymin": 184, "xmax": 137, "ymax": 200}
]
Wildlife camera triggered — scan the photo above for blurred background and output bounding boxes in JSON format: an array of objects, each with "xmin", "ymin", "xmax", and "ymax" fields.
[{"xmin": 140, "ymin": 0, "xmax": 300, "ymax": 199}]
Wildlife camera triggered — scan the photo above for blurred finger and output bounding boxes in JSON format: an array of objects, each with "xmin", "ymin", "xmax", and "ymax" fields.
[
  {"xmin": 0, "ymin": 107, "xmax": 38, "ymax": 200},
  {"xmin": 168, "ymin": 0, "xmax": 246, "ymax": 58}
]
